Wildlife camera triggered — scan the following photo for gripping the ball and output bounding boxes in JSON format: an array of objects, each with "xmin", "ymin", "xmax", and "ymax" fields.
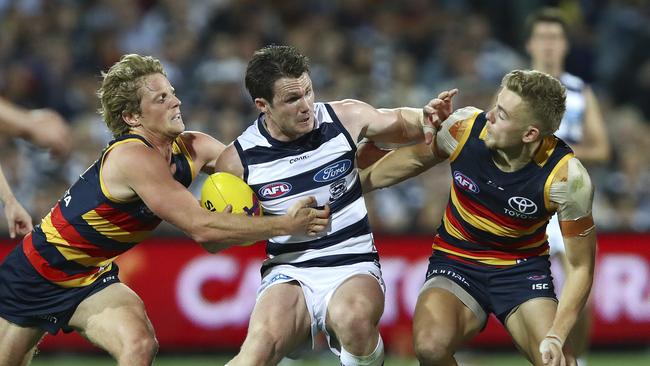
[{"xmin": 201, "ymin": 172, "xmax": 263, "ymax": 217}]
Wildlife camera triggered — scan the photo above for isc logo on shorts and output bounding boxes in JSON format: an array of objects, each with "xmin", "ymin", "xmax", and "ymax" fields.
[{"xmin": 532, "ymin": 283, "xmax": 550, "ymax": 290}]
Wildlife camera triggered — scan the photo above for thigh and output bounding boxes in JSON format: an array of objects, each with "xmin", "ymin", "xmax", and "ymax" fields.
[
  {"xmin": 327, "ymin": 274, "xmax": 384, "ymax": 330},
  {"xmin": 505, "ymin": 297, "xmax": 557, "ymax": 365},
  {"xmin": 413, "ymin": 286, "xmax": 482, "ymax": 348},
  {"xmin": 245, "ymin": 281, "xmax": 312, "ymax": 353},
  {"xmin": 0, "ymin": 317, "xmax": 44, "ymax": 366},
  {"xmin": 68, "ymin": 283, "xmax": 154, "ymax": 356}
]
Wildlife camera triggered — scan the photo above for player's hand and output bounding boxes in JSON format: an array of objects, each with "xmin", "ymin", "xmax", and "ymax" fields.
[
  {"xmin": 287, "ymin": 196, "xmax": 330, "ymax": 236},
  {"xmin": 26, "ymin": 109, "xmax": 71, "ymax": 158},
  {"xmin": 422, "ymin": 88, "xmax": 458, "ymax": 145},
  {"xmin": 3, "ymin": 197, "xmax": 33, "ymax": 238},
  {"xmin": 539, "ymin": 334, "xmax": 566, "ymax": 366}
]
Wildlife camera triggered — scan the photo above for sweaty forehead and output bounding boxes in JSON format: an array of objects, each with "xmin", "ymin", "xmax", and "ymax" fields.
[
  {"xmin": 142, "ymin": 73, "xmax": 171, "ymax": 94},
  {"xmin": 273, "ymin": 73, "xmax": 311, "ymax": 98}
]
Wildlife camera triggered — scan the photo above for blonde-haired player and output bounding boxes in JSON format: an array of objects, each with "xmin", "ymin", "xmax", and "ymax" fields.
[{"xmin": 362, "ymin": 70, "xmax": 596, "ymax": 366}]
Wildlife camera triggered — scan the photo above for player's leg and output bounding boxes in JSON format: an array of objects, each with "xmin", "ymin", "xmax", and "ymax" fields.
[
  {"xmin": 228, "ymin": 281, "xmax": 311, "ymax": 366},
  {"xmin": 326, "ymin": 274, "xmax": 385, "ymax": 366},
  {"xmin": 68, "ymin": 283, "xmax": 158, "ymax": 365},
  {"xmin": 504, "ymin": 297, "xmax": 564, "ymax": 365},
  {"xmin": 412, "ymin": 283, "xmax": 483, "ymax": 366},
  {"xmin": 0, "ymin": 318, "xmax": 45, "ymax": 366}
]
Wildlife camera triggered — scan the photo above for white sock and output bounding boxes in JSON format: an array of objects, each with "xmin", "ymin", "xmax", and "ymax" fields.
[{"xmin": 339, "ymin": 336, "xmax": 384, "ymax": 366}]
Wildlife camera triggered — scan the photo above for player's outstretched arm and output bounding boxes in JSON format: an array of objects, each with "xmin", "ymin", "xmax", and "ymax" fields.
[
  {"xmin": 110, "ymin": 143, "xmax": 329, "ymax": 252},
  {"xmin": 541, "ymin": 158, "xmax": 596, "ymax": 365},
  {"xmin": 330, "ymin": 89, "xmax": 458, "ymax": 145},
  {"xmin": 0, "ymin": 164, "xmax": 32, "ymax": 238},
  {"xmin": 0, "ymin": 98, "xmax": 71, "ymax": 157},
  {"xmin": 359, "ymin": 106, "xmax": 476, "ymax": 192}
]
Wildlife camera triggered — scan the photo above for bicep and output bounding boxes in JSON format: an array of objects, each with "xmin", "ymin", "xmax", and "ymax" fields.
[
  {"xmin": 215, "ymin": 144, "xmax": 244, "ymax": 178},
  {"xmin": 121, "ymin": 149, "xmax": 206, "ymax": 232},
  {"xmin": 332, "ymin": 100, "xmax": 422, "ymax": 144}
]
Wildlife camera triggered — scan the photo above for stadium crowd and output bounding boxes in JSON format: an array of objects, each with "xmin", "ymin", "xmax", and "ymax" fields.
[{"xmin": 0, "ymin": 0, "xmax": 648, "ymax": 235}]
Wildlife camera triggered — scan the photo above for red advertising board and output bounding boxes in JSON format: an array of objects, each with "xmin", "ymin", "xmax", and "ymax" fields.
[{"xmin": 1, "ymin": 233, "xmax": 649, "ymax": 352}]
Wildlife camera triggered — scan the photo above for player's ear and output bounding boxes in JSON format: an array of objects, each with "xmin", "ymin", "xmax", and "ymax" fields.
[
  {"xmin": 122, "ymin": 111, "xmax": 141, "ymax": 127},
  {"xmin": 254, "ymin": 98, "xmax": 270, "ymax": 113},
  {"xmin": 522, "ymin": 125, "xmax": 541, "ymax": 143}
]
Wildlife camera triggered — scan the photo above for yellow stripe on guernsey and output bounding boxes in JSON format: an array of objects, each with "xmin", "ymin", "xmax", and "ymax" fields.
[
  {"xmin": 449, "ymin": 110, "xmax": 481, "ymax": 162},
  {"xmin": 543, "ymin": 153, "xmax": 574, "ymax": 211},
  {"xmin": 99, "ymin": 138, "xmax": 150, "ymax": 203},
  {"xmin": 449, "ymin": 189, "xmax": 549, "ymax": 237},
  {"xmin": 40, "ymin": 213, "xmax": 117, "ymax": 267},
  {"xmin": 55, "ymin": 264, "xmax": 113, "ymax": 288},
  {"xmin": 173, "ymin": 136, "xmax": 196, "ymax": 179},
  {"xmin": 442, "ymin": 214, "xmax": 468, "ymax": 241},
  {"xmin": 432, "ymin": 246, "xmax": 524, "ymax": 266},
  {"xmin": 81, "ymin": 210, "xmax": 152, "ymax": 243}
]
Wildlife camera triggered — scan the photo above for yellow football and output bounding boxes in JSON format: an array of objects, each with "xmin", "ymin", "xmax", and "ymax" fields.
[{"xmin": 200, "ymin": 172, "xmax": 263, "ymax": 217}]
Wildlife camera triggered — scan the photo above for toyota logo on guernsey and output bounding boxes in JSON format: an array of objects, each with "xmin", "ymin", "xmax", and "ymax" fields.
[
  {"xmin": 258, "ymin": 182, "xmax": 292, "ymax": 199},
  {"xmin": 506, "ymin": 196, "xmax": 538, "ymax": 218},
  {"xmin": 453, "ymin": 171, "xmax": 479, "ymax": 193},
  {"xmin": 313, "ymin": 159, "xmax": 352, "ymax": 183}
]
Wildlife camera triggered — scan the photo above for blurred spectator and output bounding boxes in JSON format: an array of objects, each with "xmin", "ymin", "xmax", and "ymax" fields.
[{"xmin": 0, "ymin": 0, "xmax": 648, "ymax": 235}]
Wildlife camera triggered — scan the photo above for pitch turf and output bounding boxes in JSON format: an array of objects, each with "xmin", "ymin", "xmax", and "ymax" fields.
[{"xmin": 30, "ymin": 351, "xmax": 650, "ymax": 365}]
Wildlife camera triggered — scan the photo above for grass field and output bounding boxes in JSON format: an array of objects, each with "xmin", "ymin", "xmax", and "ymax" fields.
[{"xmin": 30, "ymin": 350, "xmax": 650, "ymax": 365}]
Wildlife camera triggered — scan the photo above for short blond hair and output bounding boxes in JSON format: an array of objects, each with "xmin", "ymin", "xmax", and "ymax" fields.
[
  {"xmin": 97, "ymin": 54, "xmax": 166, "ymax": 137},
  {"xmin": 502, "ymin": 70, "xmax": 566, "ymax": 135}
]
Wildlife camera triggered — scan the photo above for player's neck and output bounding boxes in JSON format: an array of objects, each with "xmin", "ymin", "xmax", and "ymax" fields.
[
  {"xmin": 532, "ymin": 61, "xmax": 564, "ymax": 79},
  {"xmin": 263, "ymin": 115, "xmax": 299, "ymax": 142},
  {"xmin": 132, "ymin": 130, "xmax": 174, "ymax": 161},
  {"xmin": 492, "ymin": 140, "xmax": 542, "ymax": 172}
]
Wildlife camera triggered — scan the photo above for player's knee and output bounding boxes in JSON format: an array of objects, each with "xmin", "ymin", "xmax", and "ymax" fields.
[
  {"xmin": 330, "ymin": 310, "xmax": 377, "ymax": 347},
  {"xmin": 119, "ymin": 330, "xmax": 158, "ymax": 364},
  {"xmin": 413, "ymin": 329, "xmax": 455, "ymax": 364}
]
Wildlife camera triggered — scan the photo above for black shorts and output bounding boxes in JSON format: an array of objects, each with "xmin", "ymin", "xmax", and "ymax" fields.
[
  {"xmin": 0, "ymin": 243, "xmax": 121, "ymax": 334},
  {"xmin": 424, "ymin": 251, "xmax": 556, "ymax": 324}
]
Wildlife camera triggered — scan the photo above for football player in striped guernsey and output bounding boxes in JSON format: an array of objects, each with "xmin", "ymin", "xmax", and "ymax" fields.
[
  {"xmin": 219, "ymin": 45, "xmax": 454, "ymax": 366},
  {"xmin": 0, "ymin": 54, "xmax": 330, "ymax": 365},
  {"xmin": 526, "ymin": 9, "xmax": 610, "ymax": 365},
  {"xmin": 361, "ymin": 70, "xmax": 596, "ymax": 366}
]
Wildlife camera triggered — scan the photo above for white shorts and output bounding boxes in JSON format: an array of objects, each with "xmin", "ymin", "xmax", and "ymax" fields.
[
  {"xmin": 547, "ymin": 214, "xmax": 565, "ymax": 255},
  {"xmin": 257, "ymin": 262, "xmax": 385, "ymax": 357}
]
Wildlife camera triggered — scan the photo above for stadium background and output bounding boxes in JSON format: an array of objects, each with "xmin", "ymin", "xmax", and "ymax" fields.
[{"xmin": 0, "ymin": 0, "xmax": 648, "ymax": 364}]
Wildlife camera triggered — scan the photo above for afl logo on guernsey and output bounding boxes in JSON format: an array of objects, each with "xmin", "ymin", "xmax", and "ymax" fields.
[
  {"xmin": 259, "ymin": 182, "xmax": 292, "ymax": 199},
  {"xmin": 314, "ymin": 159, "xmax": 352, "ymax": 183},
  {"xmin": 453, "ymin": 171, "xmax": 479, "ymax": 193}
]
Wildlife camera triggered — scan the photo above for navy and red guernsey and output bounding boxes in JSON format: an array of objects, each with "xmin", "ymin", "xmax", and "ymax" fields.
[
  {"xmin": 22, "ymin": 134, "xmax": 194, "ymax": 287},
  {"xmin": 434, "ymin": 110, "xmax": 574, "ymax": 267}
]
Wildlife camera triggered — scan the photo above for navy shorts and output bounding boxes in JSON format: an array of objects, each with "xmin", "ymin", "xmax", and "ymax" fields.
[
  {"xmin": 424, "ymin": 251, "xmax": 556, "ymax": 324},
  {"xmin": 0, "ymin": 243, "xmax": 121, "ymax": 334}
]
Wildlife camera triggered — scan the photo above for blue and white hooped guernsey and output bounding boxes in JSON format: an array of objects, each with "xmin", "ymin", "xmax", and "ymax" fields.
[
  {"xmin": 557, "ymin": 72, "xmax": 587, "ymax": 144},
  {"xmin": 234, "ymin": 102, "xmax": 378, "ymax": 275}
]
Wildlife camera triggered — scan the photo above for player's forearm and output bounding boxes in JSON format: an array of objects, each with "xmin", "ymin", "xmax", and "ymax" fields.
[
  {"xmin": 0, "ymin": 98, "xmax": 30, "ymax": 138},
  {"xmin": 361, "ymin": 143, "xmax": 439, "ymax": 192},
  {"xmin": 0, "ymin": 165, "xmax": 16, "ymax": 204},
  {"xmin": 548, "ymin": 265, "xmax": 594, "ymax": 341},
  {"xmin": 193, "ymin": 213, "xmax": 290, "ymax": 252}
]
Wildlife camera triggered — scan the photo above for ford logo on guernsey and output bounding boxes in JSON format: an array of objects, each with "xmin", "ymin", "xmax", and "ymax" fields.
[
  {"xmin": 453, "ymin": 171, "xmax": 479, "ymax": 193},
  {"xmin": 313, "ymin": 159, "xmax": 352, "ymax": 183},
  {"xmin": 258, "ymin": 182, "xmax": 292, "ymax": 199}
]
